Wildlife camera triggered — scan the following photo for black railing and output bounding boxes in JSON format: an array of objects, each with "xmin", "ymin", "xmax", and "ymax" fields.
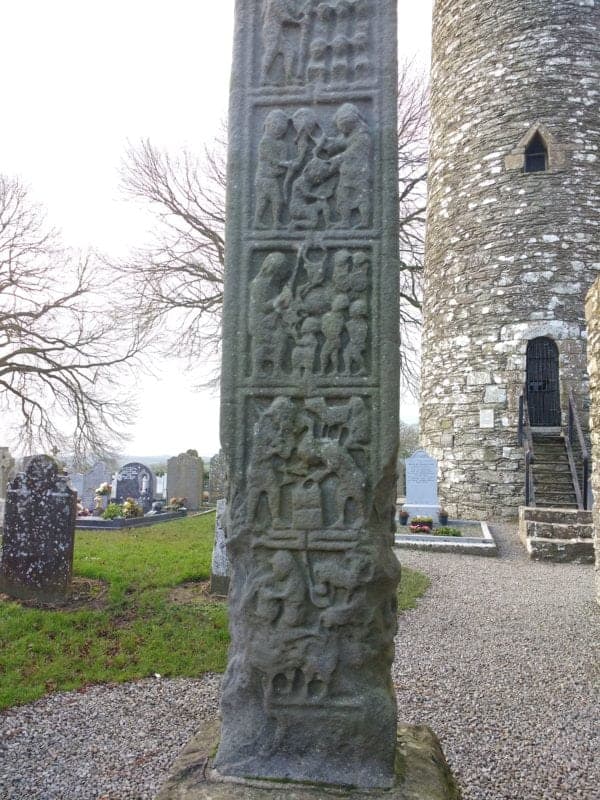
[
  {"xmin": 565, "ymin": 387, "xmax": 590, "ymax": 511},
  {"xmin": 518, "ymin": 385, "xmax": 535, "ymax": 507}
]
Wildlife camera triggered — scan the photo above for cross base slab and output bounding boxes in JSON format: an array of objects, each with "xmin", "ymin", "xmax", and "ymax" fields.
[{"xmin": 155, "ymin": 719, "xmax": 461, "ymax": 800}]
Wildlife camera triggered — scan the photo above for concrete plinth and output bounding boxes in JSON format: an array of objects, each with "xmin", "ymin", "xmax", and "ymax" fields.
[{"xmin": 155, "ymin": 720, "xmax": 461, "ymax": 800}]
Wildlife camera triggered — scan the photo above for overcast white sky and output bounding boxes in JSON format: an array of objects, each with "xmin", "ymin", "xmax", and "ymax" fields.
[{"xmin": 0, "ymin": 0, "xmax": 432, "ymax": 458}]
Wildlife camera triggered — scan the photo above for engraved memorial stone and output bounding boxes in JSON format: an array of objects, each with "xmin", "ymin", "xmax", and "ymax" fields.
[
  {"xmin": 0, "ymin": 447, "xmax": 16, "ymax": 498},
  {"xmin": 167, "ymin": 452, "xmax": 204, "ymax": 511},
  {"xmin": 208, "ymin": 451, "xmax": 228, "ymax": 503},
  {"xmin": 404, "ymin": 450, "xmax": 440, "ymax": 521},
  {"xmin": 0, "ymin": 456, "xmax": 77, "ymax": 603},
  {"xmin": 216, "ymin": 0, "xmax": 400, "ymax": 789},
  {"xmin": 115, "ymin": 462, "xmax": 154, "ymax": 512}
]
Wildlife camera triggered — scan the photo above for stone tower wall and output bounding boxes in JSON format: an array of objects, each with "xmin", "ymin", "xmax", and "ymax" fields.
[
  {"xmin": 586, "ymin": 278, "xmax": 600, "ymax": 604},
  {"xmin": 421, "ymin": 0, "xmax": 600, "ymax": 520}
]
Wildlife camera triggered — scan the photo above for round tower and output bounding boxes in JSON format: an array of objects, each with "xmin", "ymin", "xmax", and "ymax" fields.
[{"xmin": 420, "ymin": 0, "xmax": 600, "ymax": 520}]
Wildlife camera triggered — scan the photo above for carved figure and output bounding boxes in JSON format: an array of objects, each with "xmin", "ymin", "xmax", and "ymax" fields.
[
  {"xmin": 289, "ymin": 157, "xmax": 337, "ymax": 229},
  {"xmin": 261, "ymin": 0, "xmax": 306, "ymax": 85},
  {"xmin": 345, "ymin": 299, "xmax": 368, "ymax": 375},
  {"xmin": 255, "ymin": 110, "xmax": 291, "ymax": 229},
  {"xmin": 332, "ymin": 248, "xmax": 352, "ymax": 293},
  {"xmin": 331, "ymin": 34, "xmax": 350, "ymax": 82},
  {"xmin": 291, "ymin": 316, "xmax": 321, "ymax": 377},
  {"xmin": 257, "ymin": 550, "xmax": 307, "ymax": 626},
  {"xmin": 327, "ymin": 103, "xmax": 372, "ymax": 228},
  {"xmin": 285, "ymin": 108, "xmax": 326, "ymax": 199},
  {"xmin": 313, "ymin": 2, "xmax": 335, "ymax": 42},
  {"xmin": 344, "ymin": 396, "xmax": 370, "ymax": 450},
  {"xmin": 307, "ymin": 37, "xmax": 328, "ymax": 83},
  {"xmin": 349, "ymin": 250, "xmax": 369, "ymax": 295},
  {"xmin": 321, "ymin": 294, "xmax": 349, "ymax": 374},
  {"xmin": 249, "ymin": 253, "xmax": 292, "ymax": 376}
]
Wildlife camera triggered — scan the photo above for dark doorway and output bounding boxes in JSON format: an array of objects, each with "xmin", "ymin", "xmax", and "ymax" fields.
[{"xmin": 526, "ymin": 337, "xmax": 561, "ymax": 426}]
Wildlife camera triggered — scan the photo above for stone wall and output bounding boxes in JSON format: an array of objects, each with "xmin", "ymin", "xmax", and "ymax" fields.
[
  {"xmin": 420, "ymin": 0, "xmax": 600, "ymax": 520},
  {"xmin": 586, "ymin": 278, "xmax": 600, "ymax": 603}
]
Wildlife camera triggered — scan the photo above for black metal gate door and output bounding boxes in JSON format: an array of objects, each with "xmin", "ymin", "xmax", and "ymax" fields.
[{"xmin": 526, "ymin": 337, "xmax": 561, "ymax": 426}]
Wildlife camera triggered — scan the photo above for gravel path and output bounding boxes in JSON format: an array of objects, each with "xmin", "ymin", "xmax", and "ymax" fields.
[{"xmin": 0, "ymin": 524, "xmax": 598, "ymax": 799}]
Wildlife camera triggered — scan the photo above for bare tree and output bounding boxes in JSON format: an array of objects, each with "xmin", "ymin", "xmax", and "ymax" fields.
[
  {"xmin": 0, "ymin": 175, "xmax": 145, "ymax": 464},
  {"xmin": 118, "ymin": 63, "xmax": 429, "ymax": 393}
]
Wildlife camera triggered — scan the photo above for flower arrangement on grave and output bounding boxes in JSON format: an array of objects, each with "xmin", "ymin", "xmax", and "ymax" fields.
[
  {"xmin": 77, "ymin": 501, "xmax": 91, "ymax": 517},
  {"xmin": 409, "ymin": 516, "xmax": 433, "ymax": 534},
  {"xmin": 102, "ymin": 503, "xmax": 124, "ymax": 520},
  {"xmin": 95, "ymin": 482, "xmax": 112, "ymax": 496},
  {"xmin": 122, "ymin": 497, "xmax": 144, "ymax": 518},
  {"xmin": 167, "ymin": 497, "xmax": 187, "ymax": 510}
]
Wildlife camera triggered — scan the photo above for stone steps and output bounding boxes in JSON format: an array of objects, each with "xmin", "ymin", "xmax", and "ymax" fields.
[{"xmin": 530, "ymin": 433, "xmax": 580, "ymax": 510}]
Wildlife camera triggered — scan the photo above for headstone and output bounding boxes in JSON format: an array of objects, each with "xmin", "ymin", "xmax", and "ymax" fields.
[
  {"xmin": 0, "ymin": 447, "xmax": 16, "ymax": 528},
  {"xmin": 115, "ymin": 462, "xmax": 154, "ymax": 512},
  {"xmin": 208, "ymin": 451, "xmax": 227, "ymax": 503},
  {"xmin": 155, "ymin": 474, "xmax": 167, "ymax": 499},
  {"xmin": 71, "ymin": 462, "xmax": 112, "ymax": 511},
  {"xmin": 0, "ymin": 447, "xmax": 16, "ymax": 498},
  {"xmin": 404, "ymin": 450, "xmax": 440, "ymax": 521},
  {"xmin": 0, "ymin": 455, "xmax": 77, "ymax": 603},
  {"xmin": 215, "ymin": 0, "xmax": 401, "ymax": 789},
  {"xmin": 210, "ymin": 499, "xmax": 230, "ymax": 596},
  {"xmin": 167, "ymin": 452, "xmax": 204, "ymax": 510}
]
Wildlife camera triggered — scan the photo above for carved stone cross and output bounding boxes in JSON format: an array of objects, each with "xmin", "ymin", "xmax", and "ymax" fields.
[{"xmin": 216, "ymin": 0, "xmax": 400, "ymax": 789}]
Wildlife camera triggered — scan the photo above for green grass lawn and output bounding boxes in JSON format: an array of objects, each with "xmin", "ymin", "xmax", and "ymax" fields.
[{"xmin": 0, "ymin": 514, "xmax": 429, "ymax": 710}]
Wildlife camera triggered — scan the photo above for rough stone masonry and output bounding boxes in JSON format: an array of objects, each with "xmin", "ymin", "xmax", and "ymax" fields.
[
  {"xmin": 420, "ymin": 0, "xmax": 600, "ymax": 521},
  {"xmin": 586, "ymin": 277, "xmax": 600, "ymax": 604},
  {"xmin": 216, "ymin": 0, "xmax": 401, "ymax": 789}
]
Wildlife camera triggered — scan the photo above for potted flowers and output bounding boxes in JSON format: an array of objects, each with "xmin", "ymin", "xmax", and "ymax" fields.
[
  {"xmin": 438, "ymin": 508, "xmax": 449, "ymax": 525},
  {"xmin": 399, "ymin": 509, "xmax": 409, "ymax": 526},
  {"xmin": 409, "ymin": 516, "xmax": 433, "ymax": 534}
]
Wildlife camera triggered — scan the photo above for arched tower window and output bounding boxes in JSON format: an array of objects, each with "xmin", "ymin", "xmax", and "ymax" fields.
[{"xmin": 524, "ymin": 131, "xmax": 548, "ymax": 173}]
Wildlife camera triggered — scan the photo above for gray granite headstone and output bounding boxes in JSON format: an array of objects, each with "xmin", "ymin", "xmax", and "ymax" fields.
[
  {"xmin": 0, "ymin": 455, "xmax": 77, "ymax": 602},
  {"xmin": 115, "ymin": 462, "xmax": 154, "ymax": 512},
  {"xmin": 210, "ymin": 499, "xmax": 230, "ymax": 596},
  {"xmin": 215, "ymin": 0, "xmax": 400, "ymax": 790},
  {"xmin": 69, "ymin": 462, "xmax": 112, "ymax": 511},
  {"xmin": 208, "ymin": 451, "xmax": 227, "ymax": 503},
  {"xmin": 404, "ymin": 449, "xmax": 440, "ymax": 520},
  {"xmin": 167, "ymin": 453, "xmax": 204, "ymax": 510}
]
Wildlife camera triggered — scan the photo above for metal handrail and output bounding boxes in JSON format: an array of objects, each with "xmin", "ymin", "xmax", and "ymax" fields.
[
  {"xmin": 519, "ymin": 384, "xmax": 535, "ymax": 507},
  {"xmin": 566, "ymin": 387, "xmax": 590, "ymax": 510}
]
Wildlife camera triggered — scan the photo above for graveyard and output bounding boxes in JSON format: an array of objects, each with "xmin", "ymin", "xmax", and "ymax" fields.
[{"xmin": 1, "ymin": 1, "xmax": 600, "ymax": 799}]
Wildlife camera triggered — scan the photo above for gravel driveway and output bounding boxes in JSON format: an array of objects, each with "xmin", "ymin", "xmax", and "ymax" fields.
[{"xmin": 0, "ymin": 523, "xmax": 598, "ymax": 799}]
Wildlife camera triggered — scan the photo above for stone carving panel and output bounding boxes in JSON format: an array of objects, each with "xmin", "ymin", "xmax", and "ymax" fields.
[
  {"xmin": 248, "ymin": 244, "xmax": 371, "ymax": 380},
  {"xmin": 254, "ymin": 102, "xmax": 373, "ymax": 231},
  {"xmin": 259, "ymin": 0, "xmax": 373, "ymax": 87}
]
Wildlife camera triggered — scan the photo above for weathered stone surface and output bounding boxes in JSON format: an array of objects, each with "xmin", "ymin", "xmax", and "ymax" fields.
[
  {"xmin": 217, "ymin": 0, "xmax": 400, "ymax": 789},
  {"xmin": 167, "ymin": 453, "xmax": 204, "ymax": 511},
  {"xmin": 208, "ymin": 451, "xmax": 227, "ymax": 504},
  {"xmin": 0, "ymin": 455, "xmax": 77, "ymax": 602},
  {"xmin": 420, "ymin": 0, "xmax": 600, "ymax": 521},
  {"xmin": 518, "ymin": 506, "xmax": 595, "ymax": 563},
  {"xmin": 115, "ymin": 462, "xmax": 154, "ymax": 512},
  {"xmin": 586, "ymin": 278, "xmax": 600, "ymax": 603},
  {"xmin": 154, "ymin": 719, "xmax": 461, "ymax": 800},
  {"xmin": 210, "ymin": 499, "xmax": 230, "ymax": 596}
]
